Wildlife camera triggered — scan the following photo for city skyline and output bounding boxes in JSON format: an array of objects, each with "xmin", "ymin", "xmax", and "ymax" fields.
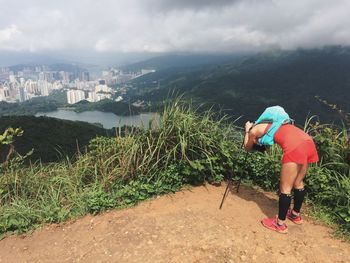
[
  {"xmin": 0, "ymin": 63, "xmax": 155, "ymax": 104},
  {"xmin": 0, "ymin": 0, "xmax": 350, "ymax": 58}
]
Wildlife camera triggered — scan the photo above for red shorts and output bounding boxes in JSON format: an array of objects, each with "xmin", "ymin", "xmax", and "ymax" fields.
[{"xmin": 282, "ymin": 140, "xmax": 319, "ymax": 164}]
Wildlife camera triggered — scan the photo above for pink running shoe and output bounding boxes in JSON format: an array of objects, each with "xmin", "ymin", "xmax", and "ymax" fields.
[
  {"xmin": 261, "ymin": 216, "xmax": 288, "ymax": 234},
  {"xmin": 287, "ymin": 209, "xmax": 303, "ymax": 225}
]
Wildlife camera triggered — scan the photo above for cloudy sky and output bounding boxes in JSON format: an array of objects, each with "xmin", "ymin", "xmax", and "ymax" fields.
[{"xmin": 0, "ymin": 0, "xmax": 350, "ymax": 54}]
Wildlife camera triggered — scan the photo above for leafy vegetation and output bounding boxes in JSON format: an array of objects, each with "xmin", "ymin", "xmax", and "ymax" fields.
[
  {"xmin": 0, "ymin": 98, "xmax": 238, "ymax": 235},
  {"xmin": 0, "ymin": 95, "xmax": 63, "ymax": 116},
  {"xmin": 0, "ymin": 98, "xmax": 349, "ymax": 240},
  {"xmin": 0, "ymin": 116, "xmax": 112, "ymax": 162}
]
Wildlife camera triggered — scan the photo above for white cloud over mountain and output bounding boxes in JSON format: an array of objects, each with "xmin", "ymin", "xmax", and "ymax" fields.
[{"xmin": 0, "ymin": 0, "xmax": 349, "ymax": 53}]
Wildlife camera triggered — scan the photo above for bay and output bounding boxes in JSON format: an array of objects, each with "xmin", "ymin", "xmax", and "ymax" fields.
[{"xmin": 35, "ymin": 110, "xmax": 159, "ymax": 129}]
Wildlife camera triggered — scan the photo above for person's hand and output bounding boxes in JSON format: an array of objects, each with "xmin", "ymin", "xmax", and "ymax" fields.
[{"xmin": 245, "ymin": 121, "xmax": 254, "ymax": 133}]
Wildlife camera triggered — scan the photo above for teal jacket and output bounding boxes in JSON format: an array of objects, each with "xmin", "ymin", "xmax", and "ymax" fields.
[{"xmin": 255, "ymin": 106, "xmax": 292, "ymax": 146}]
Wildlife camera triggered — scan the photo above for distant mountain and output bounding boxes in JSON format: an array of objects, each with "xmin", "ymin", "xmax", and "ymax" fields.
[
  {"xmin": 122, "ymin": 53, "xmax": 246, "ymax": 71},
  {"xmin": 131, "ymin": 46, "xmax": 350, "ymax": 124},
  {"xmin": 0, "ymin": 51, "xmax": 161, "ymax": 68},
  {"xmin": 8, "ymin": 63, "xmax": 88, "ymax": 73},
  {"xmin": 0, "ymin": 51, "xmax": 69, "ymax": 67}
]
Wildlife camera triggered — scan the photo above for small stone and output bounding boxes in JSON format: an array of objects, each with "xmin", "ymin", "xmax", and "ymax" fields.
[
  {"xmin": 201, "ymin": 245, "xmax": 208, "ymax": 250},
  {"xmin": 252, "ymin": 255, "xmax": 257, "ymax": 261},
  {"xmin": 147, "ymin": 240, "xmax": 153, "ymax": 245},
  {"xmin": 240, "ymin": 255, "xmax": 247, "ymax": 261}
]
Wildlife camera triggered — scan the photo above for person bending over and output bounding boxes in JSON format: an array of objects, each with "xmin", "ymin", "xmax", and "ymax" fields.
[{"xmin": 244, "ymin": 119, "xmax": 318, "ymax": 234}]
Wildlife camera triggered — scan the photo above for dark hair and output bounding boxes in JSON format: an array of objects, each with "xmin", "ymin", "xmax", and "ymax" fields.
[{"xmin": 252, "ymin": 143, "xmax": 267, "ymax": 153}]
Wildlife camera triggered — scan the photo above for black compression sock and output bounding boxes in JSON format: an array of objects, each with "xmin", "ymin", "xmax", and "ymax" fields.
[
  {"xmin": 278, "ymin": 193, "xmax": 292, "ymax": 221},
  {"xmin": 293, "ymin": 188, "xmax": 306, "ymax": 213}
]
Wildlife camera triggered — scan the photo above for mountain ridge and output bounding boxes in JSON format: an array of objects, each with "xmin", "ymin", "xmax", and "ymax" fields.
[{"xmin": 129, "ymin": 46, "xmax": 350, "ymax": 124}]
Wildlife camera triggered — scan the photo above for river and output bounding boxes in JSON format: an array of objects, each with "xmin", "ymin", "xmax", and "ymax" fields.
[{"xmin": 35, "ymin": 110, "xmax": 160, "ymax": 129}]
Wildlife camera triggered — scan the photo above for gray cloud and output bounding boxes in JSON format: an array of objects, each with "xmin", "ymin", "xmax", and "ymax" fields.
[
  {"xmin": 0, "ymin": 0, "xmax": 349, "ymax": 54},
  {"xmin": 145, "ymin": 0, "xmax": 242, "ymax": 11}
]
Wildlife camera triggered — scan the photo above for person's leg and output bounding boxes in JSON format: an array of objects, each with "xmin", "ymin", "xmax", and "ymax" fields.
[
  {"xmin": 262, "ymin": 162, "xmax": 300, "ymax": 233},
  {"xmin": 294, "ymin": 163, "xmax": 308, "ymax": 189},
  {"xmin": 292, "ymin": 163, "xmax": 308, "ymax": 215},
  {"xmin": 278, "ymin": 162, "xmax": 300, "ymax": 224}
]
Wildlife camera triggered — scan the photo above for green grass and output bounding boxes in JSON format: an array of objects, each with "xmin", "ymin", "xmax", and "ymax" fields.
[
  {"xmin": 0, "ymin": 98, "xmax": 349, "ymax": 240},
  {"xmin": 0, "ymin": 97, "xmax": 239, "ymax": 234}
]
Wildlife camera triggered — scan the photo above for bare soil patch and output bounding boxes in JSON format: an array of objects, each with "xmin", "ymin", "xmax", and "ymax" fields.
[{"xmin": 0, "ymin": 184, "xmax": 349, "ymax": 263}]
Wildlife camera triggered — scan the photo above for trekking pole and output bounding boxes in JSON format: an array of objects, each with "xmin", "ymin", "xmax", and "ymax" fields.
[
  {"xmin": 219, "ymin": 130, "xmax": 249, "ymax": 209},
  {"xmin": 219, "ymin": 151, "xmax": 248, "ymax": 209},
  {"xmin": 235, "ymin": 150, "xmax": 249, "ymax": 193},
  {"xmin": 219, "ymin": 170, "xmax": 233, "ymax": 209}
]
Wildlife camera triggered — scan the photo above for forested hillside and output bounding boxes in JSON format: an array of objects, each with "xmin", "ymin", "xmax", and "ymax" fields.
[{"xmin": 0, "ymin": 116, "xmax": 111, "ymax": 162}]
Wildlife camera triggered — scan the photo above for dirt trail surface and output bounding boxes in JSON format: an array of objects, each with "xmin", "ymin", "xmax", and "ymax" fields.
[{"xmin": 0, "ymin": 185, "xmax": 349, "ymax": 263}]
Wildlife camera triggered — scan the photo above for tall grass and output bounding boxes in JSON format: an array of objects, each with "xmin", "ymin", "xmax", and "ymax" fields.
[
  {"xmin": 0, "ymin": 98, "xmax": 349, "ymax": 239},
  {"xmin": 0, "ymin": 98, "xmax": 239, "ymax": 235}
]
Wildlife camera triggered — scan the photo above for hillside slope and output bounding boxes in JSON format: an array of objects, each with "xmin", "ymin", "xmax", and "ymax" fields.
[
  {"xmin": 0, "ymin": 184, "xmax": 349, "ymax": 263},
  {"xmin": 131, "ymin": 47, "xmax": 350, "ymax": 124},
  {"xmin": 0, "ymin": 116, "xmax": 111, "ymax": 162}
]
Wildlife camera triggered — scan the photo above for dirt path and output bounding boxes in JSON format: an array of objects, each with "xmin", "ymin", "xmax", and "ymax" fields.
[{"xmin": 0, "ymin": 184, "xmax": 349, "ymax": 263}]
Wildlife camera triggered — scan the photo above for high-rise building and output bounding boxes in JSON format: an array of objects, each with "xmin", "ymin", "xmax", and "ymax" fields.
[
  {"xmin": 39, "ymin": 72, "xmax": 45, "ymax": 81},
  {"xmin": 95, "ymin": 92, "xmax": 112, "ymax": 102},
  {"xmin": 67, "ymin": 89, "xmax": 86, "ymax": 104},
  {"xmin": 0, "ymin": 86, "xmax": 11, "ymax": 102},
  {"xmin": 25, "ymin": 80, "xmax": 40, "ymax": 95},
  {"xmin": 38, "ymin": 80, "xmax": 51, "ymax": 96},
  {"xmin": 80, "ymin": 71, "xmax": 90, "ymax": 81},
  {"xmin": 19, "ymin": 87, "xmax": 25, "ymax": 102},
  {"xmin": 9, "ymin": 75, "xmax": 16, "ymax": 83},
  {"xmin": 95, "ymin": 84, "xmax": 111, "ymax": 93}
]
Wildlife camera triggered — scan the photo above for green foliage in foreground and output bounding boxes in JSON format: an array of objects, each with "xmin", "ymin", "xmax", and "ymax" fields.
[
  {"xmin": 0, "ymin": 98, "xmax": 238, "ymax": 235},
  {"xmin": 0, "ymin": 99, "xmax": 349, "ymax": 240}
]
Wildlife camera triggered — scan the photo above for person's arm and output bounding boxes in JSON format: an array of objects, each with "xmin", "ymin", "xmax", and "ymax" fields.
[{"xmin": 243, "ymin": 121, "xmax": 257, "ymax": 151}]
